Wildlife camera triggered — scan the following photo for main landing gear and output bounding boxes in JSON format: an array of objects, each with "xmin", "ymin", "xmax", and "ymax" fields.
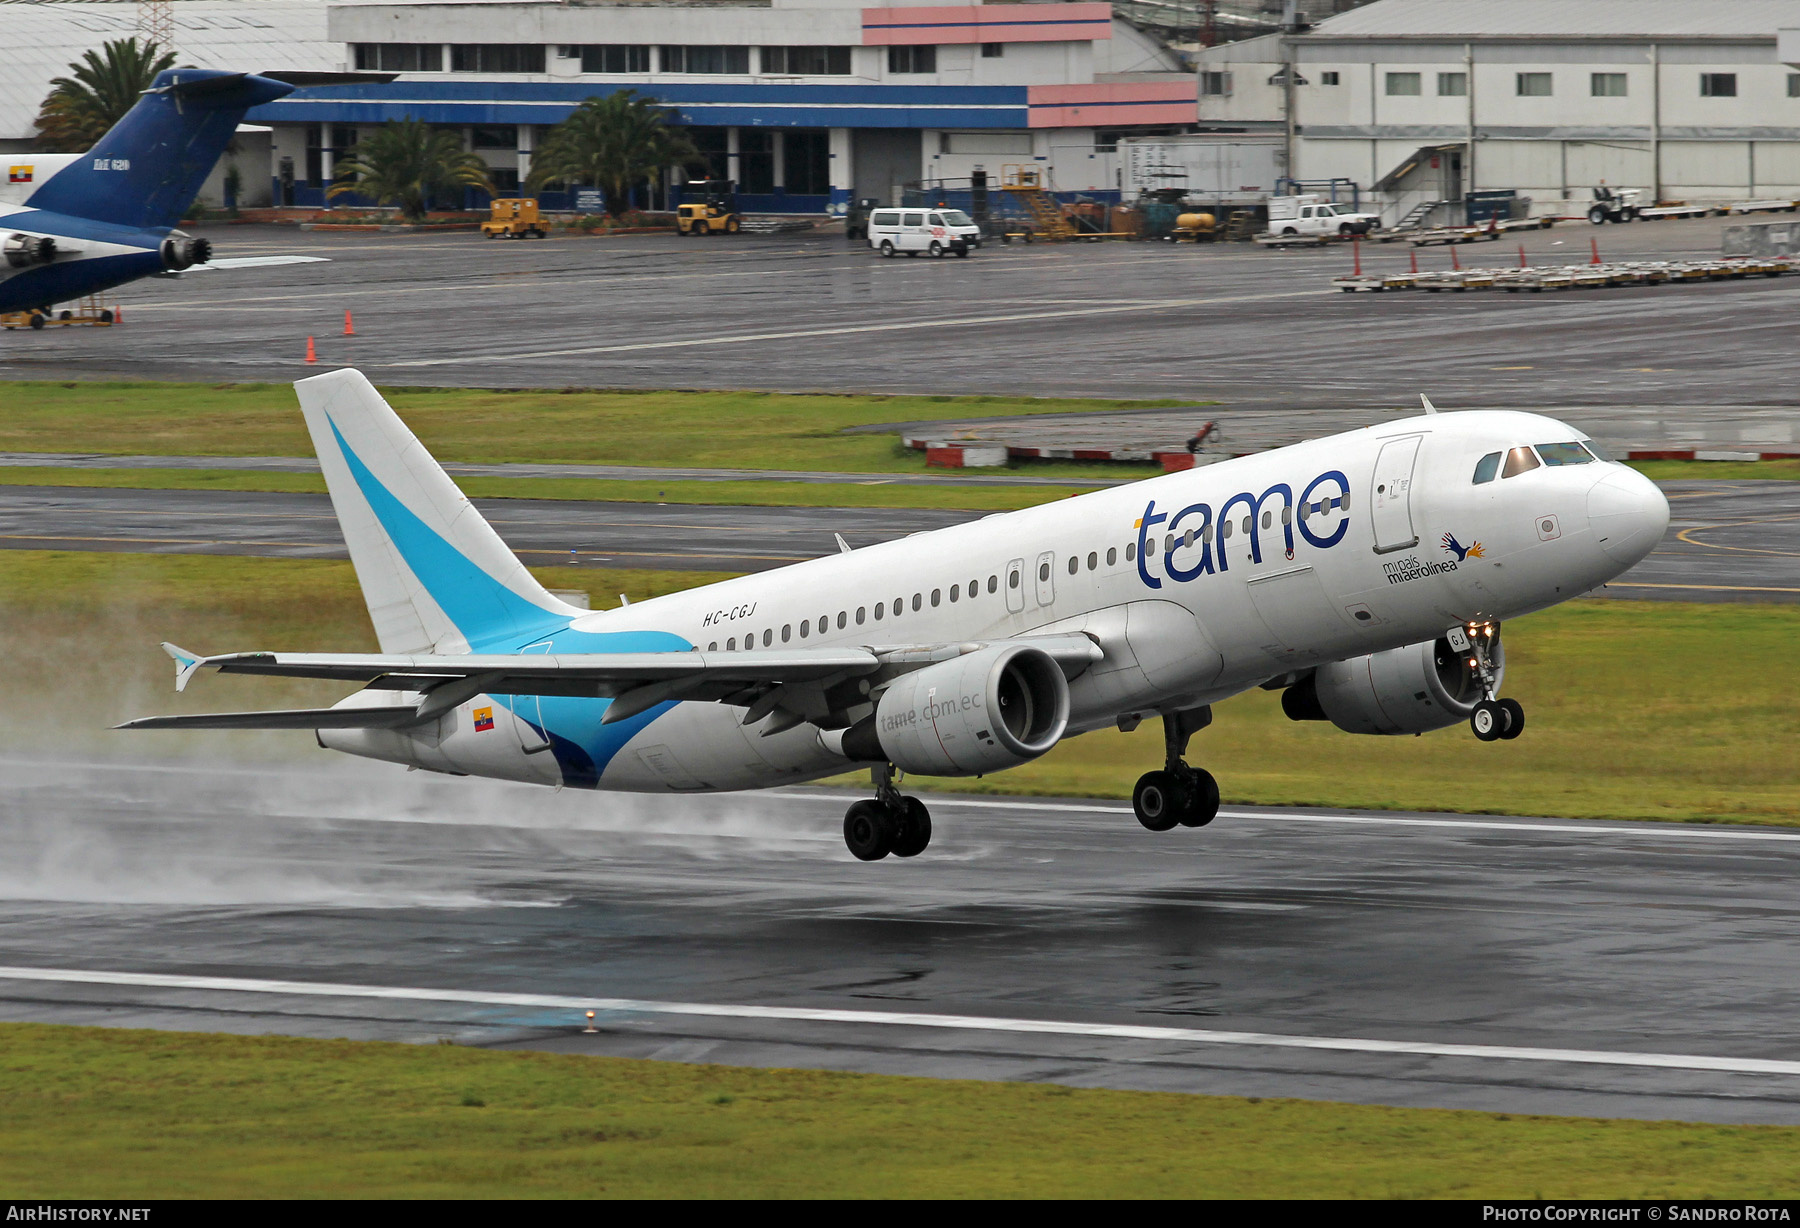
[
  {"xmin": 843, "ymin": 764, "xmax": 932, "ymax": 861},
  {"xmin": 1459, "ymin": 621, "xmax": 1525, "ymax": 742},
  {"xmin": 1131, "ymin": 706, "xmax": 1221, "ymax": 832}
]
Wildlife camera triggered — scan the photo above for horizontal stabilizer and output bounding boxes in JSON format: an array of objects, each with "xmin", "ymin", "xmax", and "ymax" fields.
[
  {"xmin": 117, "ymin": 707, "xmax": 419, "ymax": 731},
  {"xmin": 191, "ymin": 256, "xmax": 331, "ymax": 272}
]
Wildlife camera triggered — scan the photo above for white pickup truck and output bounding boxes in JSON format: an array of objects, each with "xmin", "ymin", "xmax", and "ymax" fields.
[{"xmin": 1266, "ymin": 194, "xmax": 1380, "ymax": 237}]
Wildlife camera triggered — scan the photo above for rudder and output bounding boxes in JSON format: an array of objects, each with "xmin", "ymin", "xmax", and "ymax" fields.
[
  {"xmin": 295, "ymin": 369, "xmax": 581, "ymax": 654},
  {"xmin": 27, "ymin": 69, "xmax": 293, "ymax": 231}
]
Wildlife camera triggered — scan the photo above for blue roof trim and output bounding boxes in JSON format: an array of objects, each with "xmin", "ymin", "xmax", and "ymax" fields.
[
  {"xmin": 254, "ymin": 80, "xmax": 1025, "ymax": 105},
  {"xmin": 256, "ymin": 99, "xmax": 1025, "ymax": 128},
  {"xmin": 248, "ymin": 79, "xmax": 1032, "ymax": 128}
]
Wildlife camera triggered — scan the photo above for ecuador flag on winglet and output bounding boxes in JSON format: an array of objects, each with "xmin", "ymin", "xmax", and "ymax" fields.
[{"xmin": 473, "ymin": 706, "xmax": 495, "ymax": 733}]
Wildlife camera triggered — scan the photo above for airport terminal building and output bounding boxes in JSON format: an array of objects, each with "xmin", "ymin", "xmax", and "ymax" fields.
[
  {"xmin": 4, "ymin": 0, "xmax": 1195, "ymax": 214},
  {"xmin": 268, "ymin": 0, "xmax": 1194, "ymax": 213},
  {"xmin": 1193, "ymin": 0, "xmax": 1800, "ymax": 224}
]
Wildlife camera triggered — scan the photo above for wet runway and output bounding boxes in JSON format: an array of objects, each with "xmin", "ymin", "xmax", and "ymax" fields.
[
  {"xmin": 5, "ymin": 218, "xmax": 1800, "ymax": 415},
  {"xmin": 3, "ymin": 478, "xmax": 1795, "ymax": 598},
  {"xmin": 2, "ymin": 755, "xmax": 1797, "ymax": 1124}
]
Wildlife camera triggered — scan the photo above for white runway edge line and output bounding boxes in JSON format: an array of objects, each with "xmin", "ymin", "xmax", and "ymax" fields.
[
  {"xmin": 4, "ymin": 965, "xmax": 1799, "ymax": 1077},
  {"xmin": 384, "ymin": 290, "xmax": 1324, "ymax": 368}
]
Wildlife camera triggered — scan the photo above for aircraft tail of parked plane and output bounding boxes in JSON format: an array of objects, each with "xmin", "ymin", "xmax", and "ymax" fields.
[
  {"xmin": 0, "ymin": 68, "xmax": 379, "ymax": 314},
  {"xmin": 124, "ymin": 372, "xmax": 1670, "ymax": 862},
  {"xmin": 26, "ymin": 71, "xmax": 291, "ymax": 232}
]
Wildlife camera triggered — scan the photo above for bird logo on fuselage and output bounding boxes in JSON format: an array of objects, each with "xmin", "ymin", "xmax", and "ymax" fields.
[{"xmin": 1441, "ymin": 532, "xmax": 1484, "ymax": 562}]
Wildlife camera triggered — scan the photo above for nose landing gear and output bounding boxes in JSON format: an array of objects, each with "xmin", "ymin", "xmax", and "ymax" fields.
[
  {"xmin": 1131, "ymin": 706, "xmax": 1220, "ymax": 832},
  {"xmin": 843, "ymin": 764, "xmax": 932, "ymax": 861},
  {"xmin": 1457, "ymin": 622, "xmax": 1524, "ymax": 741}
]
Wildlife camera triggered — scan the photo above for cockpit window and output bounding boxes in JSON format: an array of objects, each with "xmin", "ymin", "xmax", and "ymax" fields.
[
  {"xmin": 1536, "ymin": 441, "xmax": 1595, "ymax": 466},
  {"xmin": 1580, "ymin": 437, "xmax": 1610, "ymax": 461},
  {"xmin": 1472, "ymin": 452, "xmax": 1502, "ymax": 484},
  {"xmin": 1501, "ymin": 446, "xmax": 1541, "ymax": 478}
]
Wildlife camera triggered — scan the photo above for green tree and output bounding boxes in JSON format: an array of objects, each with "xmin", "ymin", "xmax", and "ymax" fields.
[
  {"xmin": 328, "ymin": 118, "xmax": 494, "ymax": 221},
  {"xmin": 527, "ymin": 91, "xmax": 700, "ymax": 217},
  {"xmin": 34, "ymin": 37, "xmax": 176, "ymax": 151}
]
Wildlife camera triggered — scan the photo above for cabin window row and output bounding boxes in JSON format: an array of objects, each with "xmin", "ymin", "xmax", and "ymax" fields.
[{"xmin": 705, "ymin": 573, "xmax": 1006, "ymax": 651}]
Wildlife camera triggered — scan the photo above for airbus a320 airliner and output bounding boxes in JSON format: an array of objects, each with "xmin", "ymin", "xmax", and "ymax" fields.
[{"xmin": 124, "ymin": 371, "xmax": 1669, "ymax": 861}]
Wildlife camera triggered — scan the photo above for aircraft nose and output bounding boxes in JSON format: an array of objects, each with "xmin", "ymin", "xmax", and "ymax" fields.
[{"xmin": 1587, "ymin": 467, "xmax": 1670, "ymax": 567}]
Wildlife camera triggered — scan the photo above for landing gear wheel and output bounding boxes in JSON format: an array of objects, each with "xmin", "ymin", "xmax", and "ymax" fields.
[
  {"xmin": 891, "ymin": 797, "xmax": 932, "ymax": 858},
  {"xmin": 1497, "ymin": 698, "xmax": 1525, "ymax": 740},
  {"xmin": 844, "ymin": 799, "xmax": 895, "ymax": 861},
  {"xmin": 1133, "ymin": 770, "xmax": 1186, "ymax": 832},
  {"xmin": 1470, "ymin": 700, "xmax": 1505, "ymax": 742},
  {"xmin": 880, "ymin": 240, "xmax": 895, "ymax": 257},
  {"xmin": 1176, "ymin": 767, "xmax": 1220, "ymax": 828}
]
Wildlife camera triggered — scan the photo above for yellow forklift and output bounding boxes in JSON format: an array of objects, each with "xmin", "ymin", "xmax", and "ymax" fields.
[{"xmin": 677, "ymin": 179, "xmax": 742, "ymax": 235}]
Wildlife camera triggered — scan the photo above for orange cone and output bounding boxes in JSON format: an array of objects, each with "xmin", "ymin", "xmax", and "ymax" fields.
[
  {"xmin": 1450, "ymin": 244, "xmax": 1461, "ymax": 271},
  {"xmin": 305, "ymin": 335, "xmax": 317, "ymax": 363},
  {"xmin": 343, "ymin": 310, "xmax": 356, "ymax": 336},
  {"xmin": 1590, "ymin": 236, "xmax": 1602, "ymax": 265},
  {"xmin": 114, "ymin": 305, "xmax": 123, "ymax": 323}
]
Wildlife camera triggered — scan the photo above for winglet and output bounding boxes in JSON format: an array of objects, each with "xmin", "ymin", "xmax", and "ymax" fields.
[
  {"xmin": 161, "ymin": 642, "xmax": 205, "ymax": 692},
  {"xmin": 1420, "ymin": 394, "xmax": 1438, "ymax": 414},
  {"xmin": 835, "ymin": 533, "xmax": 852, "ymax": 555}
]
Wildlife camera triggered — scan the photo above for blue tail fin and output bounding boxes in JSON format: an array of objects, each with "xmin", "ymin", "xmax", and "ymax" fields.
[{"xmin": 26, "ymin": 69, "xmax": 293, "ymax": 231}]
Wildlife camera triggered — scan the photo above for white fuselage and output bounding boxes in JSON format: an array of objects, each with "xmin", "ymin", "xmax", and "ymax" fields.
[{"xmin": 321, "ymin": 410, "xmax": 1666, "ymax": 792}]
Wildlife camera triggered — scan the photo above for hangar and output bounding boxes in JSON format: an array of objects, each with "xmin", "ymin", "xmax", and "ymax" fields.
[{"xmin": 1193, "ymin": 0, "xmax": 1800, "ymax": 224}]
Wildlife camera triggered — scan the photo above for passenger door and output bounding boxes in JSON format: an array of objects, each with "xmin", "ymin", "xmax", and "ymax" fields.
[
  {"xmin": 900, "ymin": 211, "xmax": 927, "ymax": 250},
  {"xmin": 1370, "ymin": 435, "xmax": 1424, "ymax": 554}
]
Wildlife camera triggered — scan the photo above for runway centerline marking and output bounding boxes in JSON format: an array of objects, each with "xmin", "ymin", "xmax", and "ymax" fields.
[
  {"xmin": 3, "ymin": 965, "xmax": 1797, "ymax": 1078},
  {"xmin": 382, "ymin": 290, "xmax": 1325, "ymax": 368},
  {"xmin": 766, "ymin": 794, "xmax": 1800, "ymax": 843}
]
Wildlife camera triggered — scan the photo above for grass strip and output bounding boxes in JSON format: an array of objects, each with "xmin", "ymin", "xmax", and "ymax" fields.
[
  {"xmin": 0, "ymin": 380, "xmax": 1187, "ymax": 474},
  {"xmin": 0, "ymin": 466, "xmax": 1092, "ymax": 512},
  {"xmin": 6, "ymin": 552, "xmax": 1794, "ymax": 824},
  {"xmin": 2, "ymin": 1022, "xmax": 1796, "ymax": 1199}
]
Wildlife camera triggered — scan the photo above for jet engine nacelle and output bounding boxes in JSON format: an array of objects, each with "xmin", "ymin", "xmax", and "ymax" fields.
[
  {"xmin": 159, "ymin": 233, "xmax": 212, "ymax": 271},
  {"xmin": 3, "ymin": 233, "xmax": 57, "ymax": 268},
  {"xmin": 1283, "ymin": 634, "xmax": 1503, "ymax": 736},
  {"xmin": 847, "ymin": 644, "xmax": 1070, "ymax": 776}
]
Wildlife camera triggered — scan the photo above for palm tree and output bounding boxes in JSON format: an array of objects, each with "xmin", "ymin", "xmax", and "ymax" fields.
[
  {"xmin": 328, "ymin": 118, "xmax": 494, "ymax": 220},
  {"xmin": 34, "ymin": 37, "xmax": 176, "ymax": 151},
  {"xmin": 528, "ymin": 91, "xmax": 700, "ymax": 217}
]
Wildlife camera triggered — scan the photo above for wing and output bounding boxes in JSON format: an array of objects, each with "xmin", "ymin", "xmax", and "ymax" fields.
[{"xmin": 119, "ymin": 636, "xmax": 1101, "ymax": 733}]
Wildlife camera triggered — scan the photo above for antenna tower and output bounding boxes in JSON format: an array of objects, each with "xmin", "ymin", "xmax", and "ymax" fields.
[{"xmin": 138, "ymin": 1, "xmax": 175, "ymax": 50}]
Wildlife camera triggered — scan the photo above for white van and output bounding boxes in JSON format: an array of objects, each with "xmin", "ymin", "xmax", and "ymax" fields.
[{"xmin": 867, "ymin": 208, "xmax": 982, "ymax": 257}]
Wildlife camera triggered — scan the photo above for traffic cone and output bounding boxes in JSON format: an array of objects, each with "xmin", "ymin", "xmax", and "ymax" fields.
[
  {"xmin": 343, "ymin": 310, "xmax": 355, "ymax": 336},
  {"xmin": 114, "ymin": 305, "xmax": 123, "ymax": 322},
  {"xmin": 305, "ymin": 335, "xmax": 317, "ymax": 363},
  {"xmin": 1450, "ymin": 244, "xmax": 1461, "ymax": 271},
  {"xmin": 1409, "ymin": 247, "xmax": 1418, "ymax": 274},
  {"xmin": 1590, "ymin": 236, "xmax": 1602, "ymax": 265},
  {"xmin": 1352, "ymin": 234, "xmax": 1361, "ymax": 277},
  {"xmin": 1518, "ymin": 244, "xmax": 1528, "ymax": 268}
]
